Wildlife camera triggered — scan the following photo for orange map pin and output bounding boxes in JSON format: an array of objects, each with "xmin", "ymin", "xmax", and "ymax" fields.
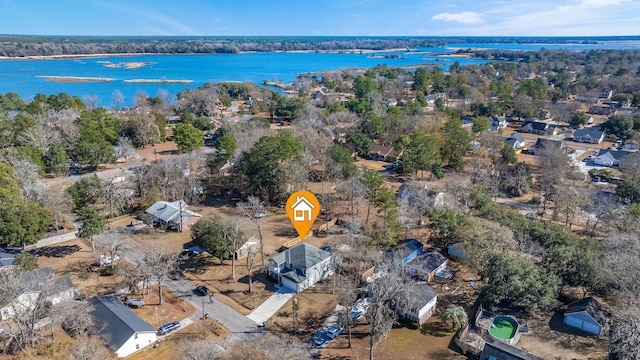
[{"xmin": 286, "ymin": 190, "xmax": 321, "ymax": 239}]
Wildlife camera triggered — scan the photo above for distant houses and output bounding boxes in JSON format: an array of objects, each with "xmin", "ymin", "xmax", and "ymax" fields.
[
  {"xmin": 369, "ymin": 144, "xmax": 396, "ymax": 162},
  {"xmin": 593, "ymin": 150, "xmax": 631, "ymax": 167},
  {"xmin": 505, "ymin": 134, "xmax": 526, "ymax": 149},
  {"xmin": 145, "ymin": 200, "xmax": 202, "ymax": 231},
  {"xmin": 519, "ymin": 121, "xmax": 550, "ymax": 136}
]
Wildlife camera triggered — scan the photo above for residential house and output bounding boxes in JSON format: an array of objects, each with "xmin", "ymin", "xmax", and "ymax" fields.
[
  {"xmin": 1, "ymin": 267, "xmax": 75, "ymax": 320},
  {"xmin": 145, "ymin": 200, "xmax": 202, "ymax": 230},
  {"xmin": 519, "ymin": 121, "xmax": 550, "ymax": 135},
  {"xmin": 563, "ymin": 297, "xmax": 606, "ymax": 336},
  {"xmin": 588, "ymin": 106, "xmax": 615, "ymax": 116},
  {"xmin": 268, "ymin": 243, "xmax": 335, "ymax": 293},
  {"xmin": 386, "ymin": 239, "xmax": 424, "ymax": 266},
  {"xmin": 90, "ymin": 295, "xmax": 157, "ymax": 358},
  {"xmin": 599, "ymin": 88, "xmax": 613, "ymax": 100},
  {"xmin": 505, "ymin": 134, "xmax": 526, "ymax": 149},
  {"xmin": 480, "ymin": 342, "xmax": 543, "ymax": 360},
  {"xmin": 623, "ymin": 139, "xmax": 639, "ymax": 150},
  {"xmin": 593, "ymin": 150, "xmax": 631, "ymax": 167},
  {"xmin": 531, "ymin": 138, "xmax": 565, "ymax": 155},
  {"xmin": 384, "ymin": 98, "xmax": 397, "ymax": 107},
  {"xmin": 395, "ymin": 283, "xmax": 438, "ymax": 325},
  {"xmin": 490, "ymin": 116, "xmax": 507, "ymax": 131},
  {"xmin": 369, "ymin": 144, "xmax": 396, "ymax": 162},
  {"xmin": 573, "ymin": 127, "xmax": 605, "ymax": 144},
  {"xmin": 405, "ymin": 251, "xmax": 449, "ymax": 283}
]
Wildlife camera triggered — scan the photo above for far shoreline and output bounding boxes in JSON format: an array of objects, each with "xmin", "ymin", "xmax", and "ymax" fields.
[{"xmin": 0, "ymin": 47, "xmax": 467, "ymax": 61}]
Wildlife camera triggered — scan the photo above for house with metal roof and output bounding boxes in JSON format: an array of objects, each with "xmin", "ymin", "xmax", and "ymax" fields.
[
  {"xmin": 268, "ymin": 242, "xmax": 335, "ymax": 293},
  {"xmin": 145, "ymin": 200, "xmax": 202, "ymax": 231},
  {"xmin": 90, "ymin": 295, "xmax": 157, "ymax": 358},
  {"xmin": 563, "ymin": 297, "xmax": 606, "ymax": 336}
]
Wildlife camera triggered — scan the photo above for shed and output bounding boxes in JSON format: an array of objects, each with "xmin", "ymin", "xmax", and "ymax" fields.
[{"xmin": 563, "ymin": 297, "xmax": 606, "ymax": 336}]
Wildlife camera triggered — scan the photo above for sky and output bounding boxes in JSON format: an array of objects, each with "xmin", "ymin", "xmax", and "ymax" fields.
[{"xmin": 1, "ymin": 0, "xmax": 639, "ymax": 37}]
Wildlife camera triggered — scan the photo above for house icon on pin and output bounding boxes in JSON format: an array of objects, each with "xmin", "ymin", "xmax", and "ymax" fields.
[{"xmin": 290, "ymin": 196, "xmax": 315, "ymax": 222}]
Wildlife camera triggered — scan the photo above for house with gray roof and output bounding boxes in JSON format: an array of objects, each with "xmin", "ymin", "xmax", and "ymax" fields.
[
  {"xmin": 1, "ymin": 267, "xmax": 75, "ymax": 320},
  {"xmin": 573, "ymin": 127, "xmax": 605, "ymax": 144},
  {"xmin": 480, "ymin": 342, "xmax": 543, "ymax": 360},
  {"xmin": 505, "ymin": 134, "xmax": 526, "ymax": 149},
  {"xmin": 405, "ymin": 251, "xmax": 449, "ymax": 283},
  {"xmin": 268, "ymin": 242, "xmax": 335, "ymax": 293},
  {"xmin": 145, "ymin": 200, "xmax": 202, "ymax": 231},
  {"xmin": 593, "ymin": 150, "xmax": 631, "ymax": 167},
  {"xmin": 395, "ymin": 283, "xmax": 438, "ymax": 325},
  {"xmin": 519, "ymin": 121, "xmax": 550, "ymax": 135},
  {"xmin": 90, "ymin": 295, "xmax": 157, "ymax": 358}
]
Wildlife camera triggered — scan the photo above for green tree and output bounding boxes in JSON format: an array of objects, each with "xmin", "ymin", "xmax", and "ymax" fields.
[
  {"xmin": 330, "ymin": 144, "xmax": 356, "ymax": 179},
  {"xmin": 0, "ymin": 162, "xmax": 22, "ymax": 206},
  {"xmin": 353, "ymin": 76, "xmax": 377, "ymax": 99},
  {"xmin": 346, "ymin": 131, "xmax": 373, "ymax": 158},
  {"xmin": 501, "ymin": 144, "xmax": 517, "ymax": 164},
  {"xmin": 216, "ymin": 135, "xmax": 237, "ymax": 162},
  {"xmin": 395, "ymin": 130, "xmax": 441, "ymax": 178},
  {"xmin": 74, "ymin": 138, "xmax": 115, "ymax": 168},
  {"xmin": 480, "ymin": 252, "xmax": 560, "ymax": 314},
  {"xmin": 617, "ymin": 179, "xmax": 640, "ymax": 204},
  {"xmin": 67, "ymin": 176, "xmax": 102, "ymax": 209},
  {"xmin": 191, "ymin": 215, "xmax": 248, "ymax": 280},
  {"xmin": 443, "ymin": 305, "xmax": 468, "ymax": 331},
  {"xmin": 174, "ymin": 123, "xmax": 204, "ymax": 153},
  {"xmin": 44, "ymin": 144, "xmax": 69, "ymax": 175},
  {"xmin": 0, "ymin": 201, "xmax": 51, "ymax": 246},
  {"xmin": 14, "ymin": 252, "xmax": 38, "ymax": 271},
  {"xmin": 570, "ymin": 111, "xmax": 591, "ymax": 127},
  {"xmin": 472, "ymin": 116, "xmax": 491, "ymax": 133},
  {"xmin": 237, "ymin": 130, "xmax": 303, "ymax": 202},
  {"xmin": 441, "ymin": 117, "xmax": 472, "ymax": 169},
  {"xmin": 373, "ymin": 187, "xmax": 399, "ymax": 242},
  {"xmin": 76, "ymin": 206, "xmax": 105, "ymax": 252},
  {"xmin": 427, "ymin": 209, "xmax": 470, "ymax": 246}
]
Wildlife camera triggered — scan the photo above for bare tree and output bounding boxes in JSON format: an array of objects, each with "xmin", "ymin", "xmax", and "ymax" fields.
[
  {"xmin": 245, "ymin": 245, "xmax": 260, "ymax": 293},
  {"xmin": 364, "ymin": 263, "xmax": 417, "ymax": 360},
  {"xmin": 142, "ymin": 249, "xmax": 179, "ymax": 305},
  {"xmin": 83, "ymin": 95, "xmax": 101, "ymax": 109},
  {"xmin": 111, "ymin": 90, "xmax": 125, "ymax": 111},
  {"xmin": 179, "ymin": 339, "xmax": 228, "ymax": 360},
  {"xmin": 238, "ymin": 196, "xmax": 267, "ymax": 266},
  {"xmin": 42, "ymin": 187, "xmax": 74, "ymax": 232},
  {"xmin": 69, "ymin": 335, "xmax": 116, "ymax": 360},
  {"xmin": 17, "ymin": 125, "xmax": 55, "ymax": 153}
]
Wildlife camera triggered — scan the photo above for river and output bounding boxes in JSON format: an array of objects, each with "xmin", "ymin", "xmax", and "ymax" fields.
[{"xmin": 0, "ymin": 42, "xmax": 638, "ymax": 107}]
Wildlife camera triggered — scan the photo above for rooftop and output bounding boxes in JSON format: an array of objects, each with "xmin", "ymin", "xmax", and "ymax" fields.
[{"xmin": 90, "ymin": 295, "xmax": 156, "ymax": 352}]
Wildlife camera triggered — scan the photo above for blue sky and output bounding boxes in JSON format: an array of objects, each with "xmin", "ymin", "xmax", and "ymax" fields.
[{"xmin": 1, "ymin": 0, "xmax": 639, "ymax": 37}]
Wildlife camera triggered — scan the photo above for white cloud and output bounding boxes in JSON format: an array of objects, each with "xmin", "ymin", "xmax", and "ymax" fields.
[{"xmin": 431, "ymin": 11, "xmax": 484, "ymax": 24}]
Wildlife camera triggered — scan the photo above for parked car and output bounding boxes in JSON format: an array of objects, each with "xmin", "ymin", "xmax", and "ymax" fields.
[
  {"xmin": 168, "ymin": 270, "xmax": 184, "ymax": 280},
  {"xmin": 195, "ymin": 286, "xmax": 210, "ymax": 296},
  {"xmin": 327, "ymin": 325, "xmax": 344, "ymax": 339},
  {"xmin": 158, "ymin": 321, "xmax": 180, "ymax": 335},
  {"xmin": 312, "ymin": 334, "xmax": 327, "ymax": 347}
]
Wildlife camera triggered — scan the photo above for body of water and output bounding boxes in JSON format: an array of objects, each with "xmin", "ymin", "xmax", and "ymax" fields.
[{"xmin": 0, "ymin": 41, "xmax": 638, "ymax": 108}]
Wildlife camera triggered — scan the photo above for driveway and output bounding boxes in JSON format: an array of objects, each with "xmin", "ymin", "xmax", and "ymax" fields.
[{"xmin": 246, "ymin": 286, "xmax": 294, "ymax": 325}]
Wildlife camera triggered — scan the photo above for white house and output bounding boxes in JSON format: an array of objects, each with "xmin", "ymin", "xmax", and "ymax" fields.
[
  {"xmin": 90, "ymin": 295, "xmax": 158, "ymax": 358},
  {"xmin": 145, "ymin": 200, "xmax": 202, "ymax": 230},
  {"xmin": 593, "ymin": 150, "xmax": 631, "ymax": 167},
  {"xmin": 490, "ymin": 116, "xmax": 507, "ymax": 130},
  {"xmin": 290, "ymin": 196, "xmax": 315, "ymax": 222},
  {"xmin": 0, "ymin": 267, "xmax": 75, "ymax": 321},
  {"xmin": 268, "ymin": 243, "xmax": 335, "ymax": 293},
  {"xmin": 563, "ymin": 297, "xmax": 606, "ymax": 336},
  {"xmin": 505, "ymin": 134, "xmax": 526, "ymax": 149},
  {"xmin": 396, "ymin": 283, "xmax": 438, "ymax": 325},
  {"xmin": 573, "ymin": 127, "xmax": 605, "ymax": 144}
]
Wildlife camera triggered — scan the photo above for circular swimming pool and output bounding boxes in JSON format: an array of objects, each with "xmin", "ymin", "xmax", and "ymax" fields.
[{"xmin": 489, "ymin": 315, "xmax": 518, "ymax": 340}]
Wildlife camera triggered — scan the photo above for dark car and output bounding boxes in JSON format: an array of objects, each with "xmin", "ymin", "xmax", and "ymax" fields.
[
  {"xmin": 158, "ymin": 321, "xmax": 180, "ymax": 335},
  {"xmin": 195, "ymin": 286, "xmax": 210, "ymax": 296},
  {"xmin": 168, "ymin": 270, "xmax": 184, "ymax": 280}
]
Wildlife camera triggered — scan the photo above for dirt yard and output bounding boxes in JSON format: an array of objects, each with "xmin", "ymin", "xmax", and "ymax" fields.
[{"xmin": 128, "ymin": 285, "xmax": 197, "ymax": 329}]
